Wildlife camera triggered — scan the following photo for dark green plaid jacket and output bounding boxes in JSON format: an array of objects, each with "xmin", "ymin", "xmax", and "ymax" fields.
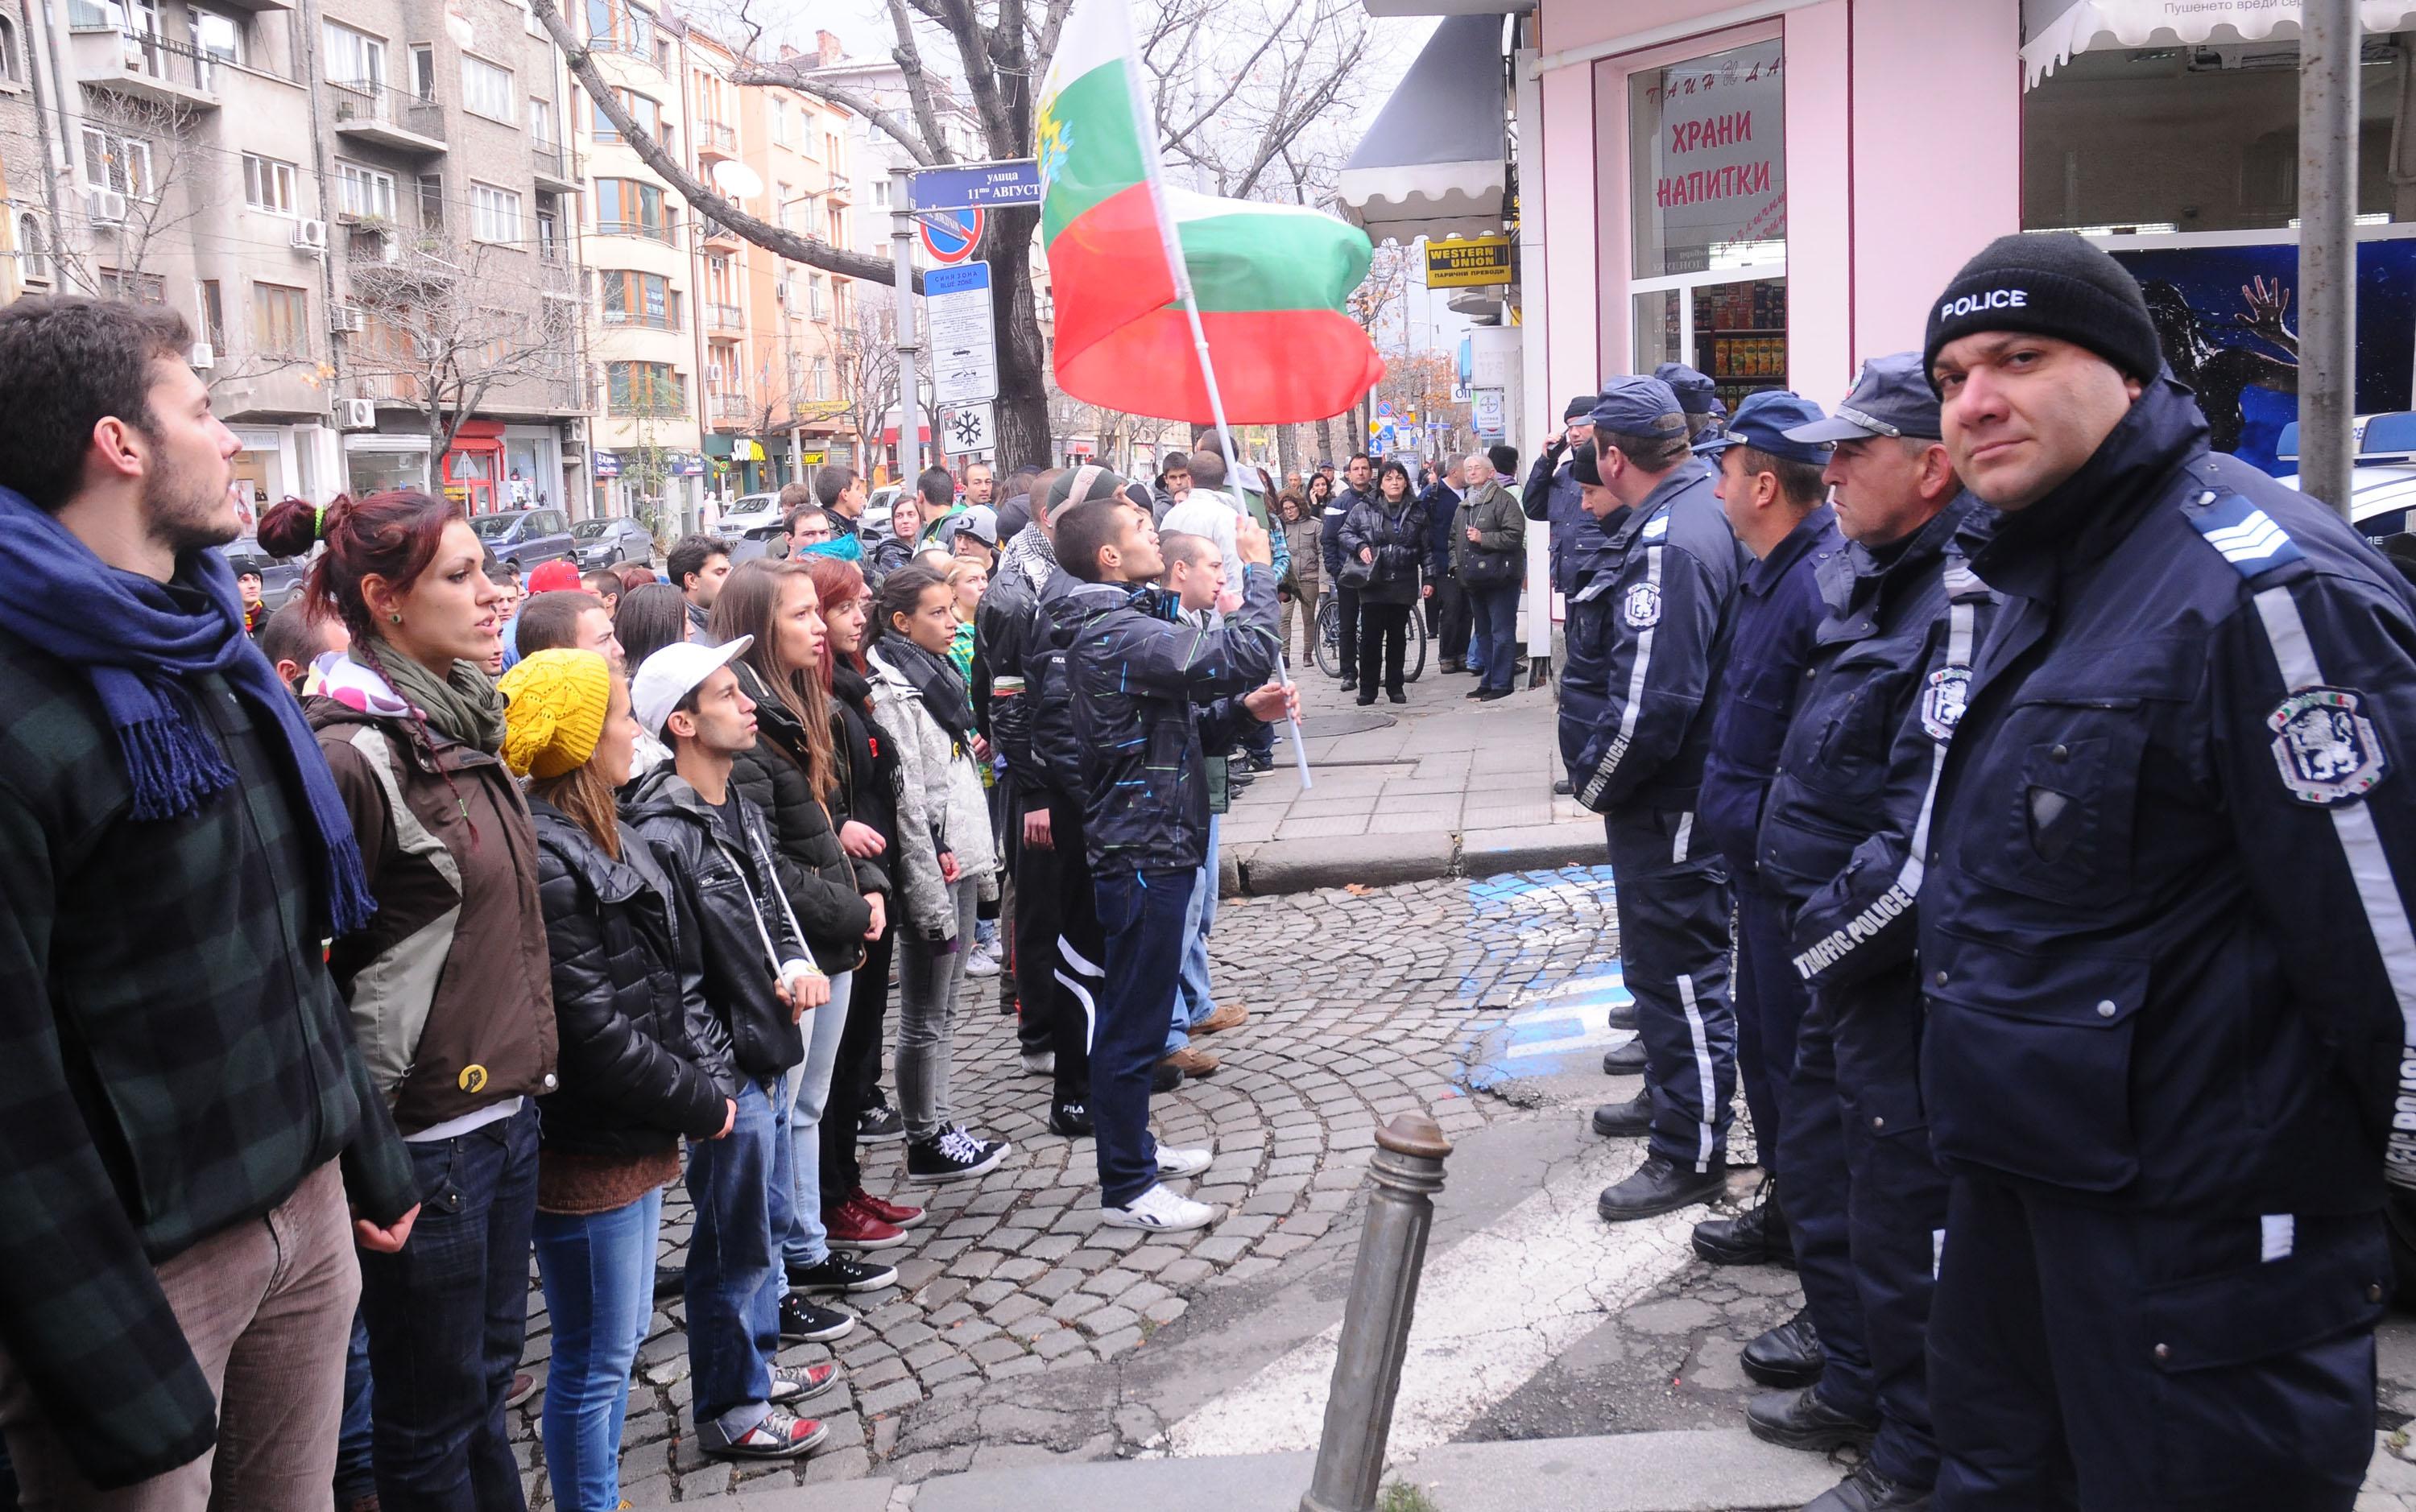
[{"xmin": 0, "ymin": 628, "xmax": 417, "ymax": 1488}]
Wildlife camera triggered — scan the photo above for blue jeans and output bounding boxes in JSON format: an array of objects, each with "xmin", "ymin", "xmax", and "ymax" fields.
[
  {"xmin": 532, "ymin": 1189, "xmax": 663, "ymax": 1512},
  {"xmin": 1094, "ymin": 868, "xmax": 1194, "ymax": 1207},
  {"xmin": 1469, "ymin": 583, "xmax": 1522, "ymax": 692},
  {"xmin": 335, "ymin": 1308, "xmax": 374, "ymax": 1502},
  {"xmin": 1166, "ymin": 819, "xmax": 1218, "ymax": 1052},
  {"xmin": 358, "ymin": 1102, "xmax": 540, "ymax": 1512},
  {"xmin": 782, "ymin": 970, "xmax": 854, "ymax": 1269},
  {"xmin": 685, "ymin": 1079, "xmax": 785, "ymax": 1440}
]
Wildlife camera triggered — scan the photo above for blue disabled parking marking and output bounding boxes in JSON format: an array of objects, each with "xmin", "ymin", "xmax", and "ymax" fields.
[{"xmin": 1453, "ymin": 865, "xmax": 1630, "ymax": 1089}]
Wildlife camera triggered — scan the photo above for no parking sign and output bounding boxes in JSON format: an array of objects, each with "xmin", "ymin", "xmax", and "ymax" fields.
[{"xmin": 917, "ymin": 208, "xmax": 985, "ymax": 266}]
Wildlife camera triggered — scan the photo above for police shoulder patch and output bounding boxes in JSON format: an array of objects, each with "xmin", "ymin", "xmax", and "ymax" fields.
[
  {"xmin": 1921, "ymin": 663, "xmax": 1971, "ymax": 742},
  {"xmin": 1642, "ymin": 514, "xmax": 1670, "ymax": 541},
  {"xmin": 2269, "ymin": 684, "xmax": 2388, "ymax": 805},
  {"xmin": 1623, "ymin": 582, "xmax": 1662, "ymax": 628},
  {"xmin": 2188, "ymin": 490, "xmax": 2304, "ymax": 578}
]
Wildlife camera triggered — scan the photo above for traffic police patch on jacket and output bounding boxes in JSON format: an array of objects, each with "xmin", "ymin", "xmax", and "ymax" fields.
[
  {"xmin": 2269, "ymin": 686, "xmax": 2388, "ymax": 805},
  {"xmin": 1921, "ymin": 663, "xmax": 1970, "ymax": 743},
  {"xmin": 1624, "ymin": 582, "xmax": 1661, "ymax": 628}
]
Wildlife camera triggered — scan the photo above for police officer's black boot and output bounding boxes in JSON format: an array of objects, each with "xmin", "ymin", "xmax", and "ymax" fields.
[
  {"xmin": 1745, "ymin": 1384, "xmax": 1878, "ymax": 1452},
  {"xmin": 1603, "ymin": 998, "xmax": 1639, "ymax": 1031},
  {"xmin": 1692, "ymin": 1187, "xmax": 1794, "ymax": 1269},
  {"xmin": 1600, "ymin": 1038, "xmax": 1647, "ymax": 1076},
  {"xmin": 1741, "ymin": 1308, "xmax": 1822, "ymax": 1388},
  {"xmin": 1591, "ymin": 1091, "xmax": 1651, "ymax": 1138},
  {"xmin": 1803, "ymin": 1461, "xmax": 1931, "ymax": 1511},
  {"xmin": 1595, "ymin": 1151, "xmax": 1725, "ymax": 1222}
]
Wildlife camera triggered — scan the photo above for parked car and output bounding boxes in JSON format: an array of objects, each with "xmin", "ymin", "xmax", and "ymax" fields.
[
  {"xmin": 571, "ymin": 516, "xmax": 655, "ymax": 569},
  {"xmin": 720, "ymin": 491, "xmax": 785, "ymax": 539},
  {"xmin": 2276, "ymin": 413, "xmax": 2416, "ymax": 539},
  {"xmin": 468, "ymin": 506, "xmax": 578, "ymax": 569},
  {"xmin": 221, "ymin": 535, "xmax": 308, "ymax": 611}
]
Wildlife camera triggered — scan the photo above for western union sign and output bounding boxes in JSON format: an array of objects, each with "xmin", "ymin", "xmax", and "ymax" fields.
[{"xmin": 1425, "ymin": 236, "xmax": 1513, "ymax": 290}]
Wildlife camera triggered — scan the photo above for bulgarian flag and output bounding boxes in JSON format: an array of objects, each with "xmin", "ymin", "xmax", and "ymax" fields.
[{"xmin": 1036, "ymin": 0, "xmax": 1384, "ymax": 423}]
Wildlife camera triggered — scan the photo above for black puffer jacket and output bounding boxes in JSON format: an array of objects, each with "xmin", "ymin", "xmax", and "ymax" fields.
[
  {"xmin": 530, "ymin": 800, "xmax": 733, "ymax": 1157},
  {"xmin": 623, "ymin": 766, "xmax": 809, "ymax": 1083},
  {"xmin": 826, "ymin": 660, "xmax": 899, "ymax": 893},
  {"xmin": 865, "ymin": 534, "xmax": 917, "ymax": 590},
  {"xmin": 1339, "ymin": 490, "xmax": 1437, "ymax": 605},
  {"xmin": 728, "ymin": 661, "xmax": 873, "ymax": 973}
]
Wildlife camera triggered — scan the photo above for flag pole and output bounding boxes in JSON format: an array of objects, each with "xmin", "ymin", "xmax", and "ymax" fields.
[{"xmin": 1117, "ymin": 8, "xmax": 1313, "ymax": 789}]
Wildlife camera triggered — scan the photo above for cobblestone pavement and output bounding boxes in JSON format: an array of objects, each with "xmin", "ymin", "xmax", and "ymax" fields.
[{"xmin": 497, "ymin": 862, "xmax": 2416, "ymax": 1508}]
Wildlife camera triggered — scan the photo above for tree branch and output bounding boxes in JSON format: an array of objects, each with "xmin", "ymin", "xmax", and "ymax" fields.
[
  {"xmin": 528, "ymin": 0, "xmax": 918, "ymax": 288},
  {"xmin": 731, "ymin": 60, "xmax": 938, "ymax": 166}
]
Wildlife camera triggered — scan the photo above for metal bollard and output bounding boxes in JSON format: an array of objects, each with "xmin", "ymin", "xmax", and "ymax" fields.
[{"xmin": 1300, "ymin": 1110, "xmax": 1453, "ymax": 1512}]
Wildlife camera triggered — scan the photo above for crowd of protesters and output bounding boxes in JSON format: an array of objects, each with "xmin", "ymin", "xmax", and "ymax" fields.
[{"xmin": 0, "ymin": 293, "xmax": 1298, "ymax": 1510}]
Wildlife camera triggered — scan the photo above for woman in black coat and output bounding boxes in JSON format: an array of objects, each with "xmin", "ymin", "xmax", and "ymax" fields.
[
  {"xmin": 1338, "ymin": 458, "xmax": 1433, "ymax": 704},
  {"xmin": 501, "ymin": 649, "xmax": 744, "ymax": 1512}
]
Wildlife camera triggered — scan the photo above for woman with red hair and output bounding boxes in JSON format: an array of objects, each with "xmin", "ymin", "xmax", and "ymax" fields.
[{"xmin": 259, "ymin": 489, "xmax": 556, "ymax": 1511}]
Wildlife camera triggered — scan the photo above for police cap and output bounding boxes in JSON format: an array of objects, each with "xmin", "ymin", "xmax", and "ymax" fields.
[
  {"xmin": 1784, "ymin": 353, "xmax": 1942, "ymax": 444},
  {"xmin": 1693, "ymin": 390, "xmax": 1833, "ymax": 466}
]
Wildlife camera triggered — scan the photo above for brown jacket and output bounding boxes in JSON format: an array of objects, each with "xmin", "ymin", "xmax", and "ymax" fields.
[{"xmin": 311, "ymin": 697, "xmax": 558, "ymax": 1134}]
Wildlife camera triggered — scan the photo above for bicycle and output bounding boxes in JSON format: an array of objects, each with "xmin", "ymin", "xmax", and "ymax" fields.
[{"xmin": 1311, "ymin": 591, "xmax": 1427, "ymax": 684}]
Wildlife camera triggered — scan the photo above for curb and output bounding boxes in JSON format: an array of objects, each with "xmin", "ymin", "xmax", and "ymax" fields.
[{"xmin": 1223, "ymin": 821, "xmax": 1603, "ymax": 897}]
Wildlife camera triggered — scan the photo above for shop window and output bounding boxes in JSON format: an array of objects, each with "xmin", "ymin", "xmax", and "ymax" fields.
[{"xmin": 1627, "ymin": 38, "xmax": 1785, "ymax": 279}]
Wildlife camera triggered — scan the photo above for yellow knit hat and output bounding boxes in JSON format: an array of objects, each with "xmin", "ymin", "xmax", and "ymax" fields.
[{"xmin": 499, "ymin": 649, "xmax": 612, "ymax": 779}]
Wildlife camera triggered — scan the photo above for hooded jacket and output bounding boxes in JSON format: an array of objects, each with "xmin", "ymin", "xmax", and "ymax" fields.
[
  {"xmin": 867, "ymin": 643, "xmax": 999, "ymax": 942},
  {"xmin": 726, "ymin": 660, "xmax": 874, "ymax": 973},
  {"xmin": 976, "ymin": 523, "xmax": 1060, "ymax": 803},
  {"xmin": 1920, "ymin": 377, "xmax": 2416, "ymax": 1219},
  {"xmin": 1556, "ymin": 461, "xmax": 1746, "ymax": 815},
  {"xmin": 529, "ymin": 799, "xmax": 733, "ymax": 1159},
  {"xmin": 1059, "ymin": 564, "xmax": 1281, "ymax": 876},
  {"xmin": 622, "ymin": 765, "xmax": 809, "ymax": 1083},
  {"xmin": 311, "ymin": 660, "xmax": 558, "ymax": 1134}
]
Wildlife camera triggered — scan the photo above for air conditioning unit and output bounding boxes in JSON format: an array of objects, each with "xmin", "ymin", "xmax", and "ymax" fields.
[
  {"xmin": 291, "ymin": 218, "xmax": 329, "ymax": 254},
  {"xmin": 329, "ymin": 304, "xmax": 365, "ymax": 334},
  {"xmin": 85, "ymin": 187, "xmax": 129, "ymax": 226},
  {"xmin": 337, "ymin": 397, "xmax": 377, "ymax": 431},
  {"xmin": 188, "ymin": 341, "xmax": 215, "ymax": 370}
]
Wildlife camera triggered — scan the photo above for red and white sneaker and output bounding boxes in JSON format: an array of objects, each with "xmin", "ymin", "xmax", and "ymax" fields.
[
  {"xmin": 700, "ymin": 1405, "xmax": 828, "ymax": 1460},
  {"xmin": 769, "ymin": 1363, "xmax": 841, "ymax": 1405},
  {"xmin": 851, "ymin": 1186, "xmax": 925, "ymax": 1229}
]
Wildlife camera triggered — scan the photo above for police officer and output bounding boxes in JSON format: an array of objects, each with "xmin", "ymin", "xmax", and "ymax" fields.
[
  {"xmin": 1525, "ymin": 395, "xmax": 1601, "ymax": 800},
  {"xmin": 1920, "ymin": 233, "xmax": 2416, "ymax": 1510},
  {"xmin": 1655, "ymin": 361, "xmax": 1724, "ymax": 441},
  {"xmin": 1745, "ymin": 354, "xmax": 1992, "ymax": 1511},
  {"xmin": 1686, "ymin": 390, "xmax": 1841, "ymax": 1282},
  {"xmin": 1558, "ymin": 376, "xmax": 1748, "ymax": 1221}
]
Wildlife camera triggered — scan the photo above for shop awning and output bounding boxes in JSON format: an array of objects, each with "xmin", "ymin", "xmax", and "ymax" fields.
[
  {"xmin": 2024, "ymin": 0, "xmax": 2416, "ymax": 86},
  {"xmin": 1335, "ymin": 14, "xmax": 1508, "ymax": 244}
]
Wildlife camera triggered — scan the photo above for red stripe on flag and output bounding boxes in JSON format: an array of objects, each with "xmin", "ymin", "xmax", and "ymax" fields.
[
  {"xmin": 1048, "ymin": 182, "xmax": 1180, "ymax": 380},
  {"xmin": 1056, "ymin": 306, "xmax": 1386, "ymax": 425}
]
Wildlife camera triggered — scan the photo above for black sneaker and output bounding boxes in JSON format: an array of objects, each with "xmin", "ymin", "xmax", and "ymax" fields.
[
  {"xmin": 1245, "ymin": 752, "xmax": 1274, "ymax": 773},
  {"xmin": 906, "ymin": 1126, "xmax": 1011, "ymax": 1183},
  {"xmin": 776, "ymin": 1293, "xmax": 855, "ymax": 1344},
  {"xmin": 857, "ymin": 1104, "xmax": 905, "ymax": 1143},
  {"xmin": 1050, "ymin": 1101, "xmax": 1094, "ymax": 1138},
  {"xmin": 652, "ymin": 1264, "xmax": 685, "ymax": 1302},
  {"xmin": 787, "ymin": 1254, "xmax": 898, "ymax": 1294}
]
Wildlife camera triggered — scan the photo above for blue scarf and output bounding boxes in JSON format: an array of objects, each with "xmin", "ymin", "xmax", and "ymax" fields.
[{"xmin": 0, "ymin": 488, "xmax": 376, "ymax": 935}]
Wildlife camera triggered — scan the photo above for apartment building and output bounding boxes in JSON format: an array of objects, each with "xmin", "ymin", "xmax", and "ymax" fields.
[
  {"xmin": 2, "ymin": 0, "xmax": 589, "ymax": 518},
  {"xmin": 576, "ymin": 0, "xmax": 706, "ymax": 527},
  {"xmin": 685, "ymin": 28, "xmax": 853, "ymax": 498}
]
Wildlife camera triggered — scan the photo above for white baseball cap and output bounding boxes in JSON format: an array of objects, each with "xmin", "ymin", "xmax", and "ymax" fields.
[{"xmin": 631, "ymin": 635, "xmax": 755, "ymax": 738}]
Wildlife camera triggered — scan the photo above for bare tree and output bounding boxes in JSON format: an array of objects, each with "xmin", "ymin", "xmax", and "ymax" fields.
[
  {"xmin": 54, "ymin": 94, "xmax": 205, "ymax": 299},
  {"xmin": 341, "ymin": 235, "xmax": 579, "ymax": 457},
  {"xmin": 1139, "ymin": 0, "xmax": 1373, "ymax": 203}
]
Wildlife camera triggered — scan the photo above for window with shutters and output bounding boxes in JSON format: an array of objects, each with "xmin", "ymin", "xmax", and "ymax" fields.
[{"xmin": 253, "ymin": 282, "xmax": 308, "ymax": 356}]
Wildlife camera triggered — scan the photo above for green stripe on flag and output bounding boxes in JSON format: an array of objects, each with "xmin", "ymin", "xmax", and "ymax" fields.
[
  {"xmin": 1174, "ymin": 207, "xmax": 1372, "ymax": 314},
  {"xmin": 1038, "ymin": 61, "xmax": 1149, "ymax": 246}
]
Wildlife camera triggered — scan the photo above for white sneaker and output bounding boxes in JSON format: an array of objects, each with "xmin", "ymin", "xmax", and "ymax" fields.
[
  {"xmin": 1102, "ymin": 1183, "xmax": 1221, "ymax": 1232},
  {"xmin": 964, "ymin": 945, "xmax": 1001, "ymax": 979},
  {"xmin": 1156, "ymin": 1145, "xmax": 1214, "ymax": 1178}
]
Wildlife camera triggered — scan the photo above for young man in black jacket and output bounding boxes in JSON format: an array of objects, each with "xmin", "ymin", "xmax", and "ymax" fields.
[
  {"xmin": 1052, "ymin": 490, "xmax": 1296, "ymax": 1232},
  {"xmin": 624, "ymin": 638, "xmax": 839, "ymax": 1461}
]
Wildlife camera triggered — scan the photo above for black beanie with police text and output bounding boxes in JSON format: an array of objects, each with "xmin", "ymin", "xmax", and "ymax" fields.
[{"xmin": 1922, "ymin": 233, "xmax": 2162, "ymax": 394}]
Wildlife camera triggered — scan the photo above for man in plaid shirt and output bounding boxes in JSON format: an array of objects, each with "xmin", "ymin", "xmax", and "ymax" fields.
[{"xmin": 0, "ymin": 297, "xmax": 419, "ymax": 1505}]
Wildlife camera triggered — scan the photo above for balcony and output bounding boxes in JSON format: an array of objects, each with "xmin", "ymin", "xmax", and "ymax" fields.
[
  {"xmin": 68, "ymin": 21, "xmax": 221, "ymax": 111},
  {"xmin": 585, "ymin": 35, "xmax": 660, "ymax": 72},
  {"xmin": 329, "ymin": 80, "xmax": 445, "ymax": 155},
  {"xmin": 709, "ymin": 391, "xmax": 753, "ymax": 426},
  {"xmin": 350, "ymin": 370, "xmax": 425, "ymax": 403},
  {"xmin": 597, "ymin": 217, "xmax": 674, "ymax": 245},
  {"xmin": 698, "ymin": 217, "xmax": 741, "ymax": 250},
  {"xmin": 705, "ymin": 302, "xmax": 743, "ymax": 333},
  {"xmin": 532, "ymin": 143, "xmax": 577, "ymax": 194},
  {"xmin": 697, "ymin": 120, "xmax": 735, "ymax": 160},
  {"xmin": 536, "ymin": 254, "xmax": 578, "ymax": 302},
  {"xmin": 345, "ymin": 229, "xmax": 463, "ymax": 297},
  {"xmin": 821, "ymin": 173, "xmax": 850, "ymax": 205},
  {"xmin": 604, "ymin": 308, "xmax": 685, "ymax": 333}
]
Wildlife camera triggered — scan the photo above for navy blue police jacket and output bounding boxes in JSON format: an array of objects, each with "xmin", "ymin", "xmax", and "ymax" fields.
[
  {"xmin": 1697, "ymin": 504, "xmax": 1842, "ymax": 880},
  {"xmin": 1759, "ymin": 495, "xmax": 1996, "ymax": 982},
  {"xmin": 1557, "ymin": 461, "xmax": 1746, "ymax": 814},
  {"xmin": 1521, "ymin": 448, "xmax": 1603, "ymax": 597},
  {"xmin": 1058, "ymin": 564, "xmax": 1281, "ymax": 878},
  {"xmin": 1917, "ymin": 377, "xmax": 2416, "ymax": 1218}
]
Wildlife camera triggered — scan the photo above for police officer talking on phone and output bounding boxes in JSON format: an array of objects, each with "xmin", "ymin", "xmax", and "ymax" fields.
[{"xmin": 1918, "ymin": 233, "xmax": 2416, "ymax": 1510}]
